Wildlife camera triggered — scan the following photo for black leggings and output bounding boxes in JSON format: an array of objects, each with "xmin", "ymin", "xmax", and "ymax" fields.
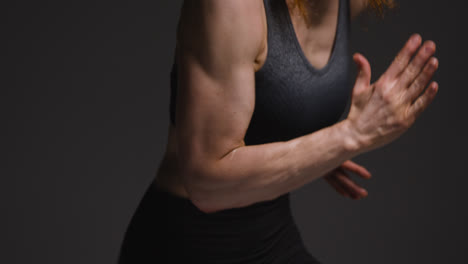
[{"xmin": 117, "ymin": 178, "xmax": 321, "ymax": 264}]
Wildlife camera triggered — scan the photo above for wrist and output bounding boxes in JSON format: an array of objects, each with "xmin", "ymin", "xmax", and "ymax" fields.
[{"xmin": 338, "ymin": 119, "xmax": 367, "ymax": 155}]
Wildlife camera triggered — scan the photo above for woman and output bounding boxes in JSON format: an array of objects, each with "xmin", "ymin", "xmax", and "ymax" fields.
[{"xmin": 118, "ymin": 0, "xmax": 439, "ymax": 263}]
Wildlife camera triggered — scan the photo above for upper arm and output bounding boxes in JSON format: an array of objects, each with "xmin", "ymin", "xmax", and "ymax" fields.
[{"xmin": 174, "ymin": 0, "xmax": 266, "ymax": 186}]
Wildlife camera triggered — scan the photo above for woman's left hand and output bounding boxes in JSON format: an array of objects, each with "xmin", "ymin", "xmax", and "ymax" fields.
[{"xmin": 323, "ymin": 160, "xmax": 372, "ymax": 200}]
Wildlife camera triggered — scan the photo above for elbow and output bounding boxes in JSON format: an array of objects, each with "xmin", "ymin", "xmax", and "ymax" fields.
[
  {"xmin": 180, "ymin": 164, "xmax": 226, "ymax": 214},
  {"xmin": 186, "ymin": 185, "xmax": 220, "ymax": 214},
  {"xmin": 191, "ymin": 199, "xmax": 223, "ymax": 214}
]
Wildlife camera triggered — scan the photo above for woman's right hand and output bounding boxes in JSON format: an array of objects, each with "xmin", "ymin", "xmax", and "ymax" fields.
[{"xmin": 345, "ymin": 33, "xmax": 439, "ymax": 154}]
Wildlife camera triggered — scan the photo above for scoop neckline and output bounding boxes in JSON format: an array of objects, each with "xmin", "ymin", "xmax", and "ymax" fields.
[{"xmin": 282, "ymin": 0, "xmax": 342, "ymax": 75}]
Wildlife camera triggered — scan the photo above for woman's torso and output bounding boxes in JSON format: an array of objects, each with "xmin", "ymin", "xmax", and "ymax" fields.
[{"xmin": 155, "ymin": 0, "xmax": 352, "ymax": 200}]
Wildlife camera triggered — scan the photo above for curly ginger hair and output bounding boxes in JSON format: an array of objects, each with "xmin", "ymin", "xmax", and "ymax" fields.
[{"xmin": 292, "ymin": 0, "xmax": 397, "ymax": 27}]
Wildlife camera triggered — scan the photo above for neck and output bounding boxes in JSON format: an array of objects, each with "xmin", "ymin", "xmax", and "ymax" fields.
[{"xmin": 286, "ymin": 0, "xmax": 334, "ymax": 27}]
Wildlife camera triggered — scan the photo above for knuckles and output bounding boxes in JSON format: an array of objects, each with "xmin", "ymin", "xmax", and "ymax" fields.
[
  {"xmin": 393, "ymin": 114, "xmax": 411, "ymax": 130},
  {"xmin": 405, "ymin": 65, "xmax": 421, "ymax": 78},
  {"xmin": 378, "ymin": 85, "xmax": 394, "ymax": 104},
  {"xmin": 393, "ymin": 55, "xmax": 407, "ymax": 71},
  {"xmin": 400, "ymin": 106, "xmax": 417, "ymax": 129}
]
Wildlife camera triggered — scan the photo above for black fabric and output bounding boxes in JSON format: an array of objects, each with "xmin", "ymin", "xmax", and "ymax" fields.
[
  {"xmin": 119, "ymin": 0, "xmax": 352, "ymax": 262},
  {"xmin": 118, "ymin": 179, "xmax": 321, "ymax": 264}
]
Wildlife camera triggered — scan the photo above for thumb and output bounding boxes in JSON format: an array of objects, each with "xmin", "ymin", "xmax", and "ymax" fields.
[{"xmin": 352, "ymin": 52, "xmax": 372, "ymax": 93}]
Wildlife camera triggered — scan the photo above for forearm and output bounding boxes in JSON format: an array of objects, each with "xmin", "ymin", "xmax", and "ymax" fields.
[{"xmin": 186, "ymin": 119, "xmax": 365, "ymax": 213}]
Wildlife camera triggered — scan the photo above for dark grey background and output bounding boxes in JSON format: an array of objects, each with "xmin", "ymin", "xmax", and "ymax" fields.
[{"xmin": 5, "ymin": 0, "xmax": 467, "ymax": 263}]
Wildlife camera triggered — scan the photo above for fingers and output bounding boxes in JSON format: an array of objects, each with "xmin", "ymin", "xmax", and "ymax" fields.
[
  {"xmin": 324, "ymin": 174, "xmax": 350, "ymax": 198},
  {"xmin": 325, "ymin": 162, "xmax": 372, "ymax": 200},
  {"xmin": 335, "ymin": 169, "xmax": 368, "ymax": 199},
  {"xmin": 341, "ymin": 160, "xmax": 372, "ymax": 179},
  {"xmin": 408, "ymin": 81, "xmax": 438, "ymax": 119},
  {"xmin": 351, "ymin": 53, "xmax": 373, "ymax": 107},
  {"xmin": 398, "ymin": 40, "xmax": 436, "ymax": 89},
  {"xmin": 384, "ymin": 34, "xmax": 422, "ymax": 81},
  {"xmin": 353, "ymin": 53, "xmax": 372, "ymax": 90},
  {"xmin": 407, "ymin": 57, "xmax": 439, "ymax": 104}
]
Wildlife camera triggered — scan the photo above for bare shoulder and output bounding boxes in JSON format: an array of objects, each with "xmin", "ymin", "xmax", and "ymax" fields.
[
  {"xmin": 177, "ymin": 0, "xmax": 267, "ymax": 71},
  {"xmin": 173, "ymin": 0, "xmax": 269, "ymax": 169}
]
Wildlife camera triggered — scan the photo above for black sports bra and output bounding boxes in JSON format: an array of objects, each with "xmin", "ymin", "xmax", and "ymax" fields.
[{"xmin": 169, "ymin": 0, "xmax": 353, "ymax": 145}]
